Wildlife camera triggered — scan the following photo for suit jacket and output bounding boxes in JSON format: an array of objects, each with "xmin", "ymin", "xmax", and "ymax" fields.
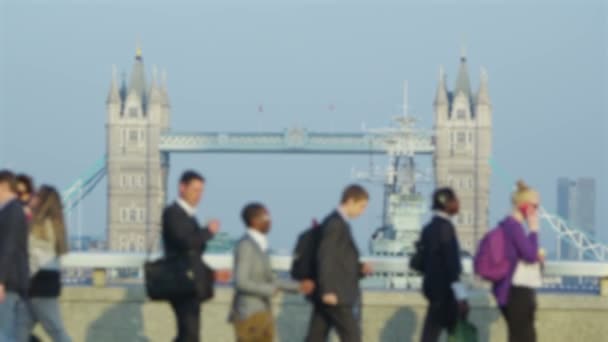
[
  {"xmin": 0, "ymin": 199, "xmax": 29, "ymax": 296},
  {"xmin": 316, "ymin": 210, "xmax": 362, "ymax": 306},
  {"xmin": 161, "ymin": 202, "xmax": 214, "ymax": 301},
  {"xmin": 229, "ymin": 234, "xmax": 297, "ymax": 322},
  {"xmin": 420, "ymin": 215, "xmax": 462, "ymax": 328}
]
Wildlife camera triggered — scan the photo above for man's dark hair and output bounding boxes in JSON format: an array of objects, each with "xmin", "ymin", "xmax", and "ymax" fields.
[
  {"xmin": 16, "ymin": 174, "xmax": 34, "ymax": 195},
  {"xmin": 241, "ymin": 202, "xmax": 266, "ymax": 227},
  {"xmin": 179, "ymin": 170, "xmax": 205, "ymax": 185},
  {"xmin": 0, "ymin": 170, "xmax": 17, "ymax": 192},
  {"xmin": 340, "ymin": 184, "xmax": 369, "ymax": 204},
  {"xmin": 432, "ymin": 187, "xmax": 457, "ymax": 211}
]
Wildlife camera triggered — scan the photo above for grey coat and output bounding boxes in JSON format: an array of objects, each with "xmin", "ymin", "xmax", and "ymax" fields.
[{"xmin": 229, "ymin": 234, "xmax": 298, "ymax": 322}]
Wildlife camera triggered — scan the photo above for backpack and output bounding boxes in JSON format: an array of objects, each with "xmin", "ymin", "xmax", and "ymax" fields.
[
  {"xmin": 290, "ymin": 219, "xmax": 321, "ymax": 281},
  {"xmin": 473, "ymin": 224, "xmax": 510, "ymax": 282}
]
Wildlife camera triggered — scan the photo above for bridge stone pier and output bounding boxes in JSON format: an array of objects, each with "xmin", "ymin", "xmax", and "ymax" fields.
[{"xmin": 33, "ymin": 287, "xmax": 608, "ymax": 342}]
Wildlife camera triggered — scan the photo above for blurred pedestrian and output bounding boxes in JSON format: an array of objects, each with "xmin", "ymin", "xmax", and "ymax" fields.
[
  {"xmin": 493, "ymin": 180, "xmax": 541, "ymax": 342},
  {"xmin": 419, "ymin": 187, "xmax": 468, "ymax": 342},
  {"xmin": 0, "ymin": 170, "xmax": 30, "ymax": 341},
  {"xmin": 17, "ymin": 185, "xmax": 71, "ymax": 342}
]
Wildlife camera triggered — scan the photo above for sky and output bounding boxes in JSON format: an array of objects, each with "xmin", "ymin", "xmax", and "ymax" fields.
[{"xmin": 0, "ymin": 0, "xmax": 606, "ymax": 254}]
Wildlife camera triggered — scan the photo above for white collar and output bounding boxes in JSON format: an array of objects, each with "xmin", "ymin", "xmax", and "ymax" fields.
[
  {"xmin": 247, "ymin": 229, "xmax": 269, "ymax": 252},
  {"xmin": 176, "ymin": 198, "xmax": 196, "ymax": 217},
  {"xmin": 434, "ymin": 210, "xmax": 453, "ymax": 222},
  {"xmin": 337, "ymin": 207, "xmax": 349, "ymax": 222}
]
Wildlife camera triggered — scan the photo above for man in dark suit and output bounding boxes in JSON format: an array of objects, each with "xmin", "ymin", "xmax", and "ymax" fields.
[
  {"xmin": 306, "ymin": 184, "xmax": 373, "ymax": 342},
  {"xmin": 0, "ymin": 170, "xmax": 30, "ymax": 341},
  {"xmin": 162, "ymin": 170, "xmax": 230, "ymax": 342},
  {"xmin": 419, "ymin": 187, "xmax": 469, "ymax": 342}
]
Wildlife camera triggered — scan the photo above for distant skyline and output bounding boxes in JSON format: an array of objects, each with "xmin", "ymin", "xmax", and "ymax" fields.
[
  {"xmin": 1, "ymin": 0, "xmax": 606, "ymax": 252},
  {"xmin": 557, "ymin": 177, "xmax": 596, "ymax": 259}
]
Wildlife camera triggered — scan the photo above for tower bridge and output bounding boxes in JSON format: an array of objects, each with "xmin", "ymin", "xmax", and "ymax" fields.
[{"xmin": 60, "ymin": 47, "xmax": 607, "ymax": 262}]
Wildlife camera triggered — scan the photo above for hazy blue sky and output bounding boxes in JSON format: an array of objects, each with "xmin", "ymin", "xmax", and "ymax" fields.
[{"xmin": 1, "ymin": 0, "xmax": 606, "ymax": 254}]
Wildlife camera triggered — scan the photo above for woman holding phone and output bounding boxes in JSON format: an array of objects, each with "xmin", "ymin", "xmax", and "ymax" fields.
[{"xmin": 493, "ymin": 180, "xmax": 542, "ymax": 342}]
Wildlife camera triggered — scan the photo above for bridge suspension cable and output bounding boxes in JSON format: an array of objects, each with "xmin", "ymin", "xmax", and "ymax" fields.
[{"xmin": 62, "ymin": 156, "xmax": 107, "ymax": 214}]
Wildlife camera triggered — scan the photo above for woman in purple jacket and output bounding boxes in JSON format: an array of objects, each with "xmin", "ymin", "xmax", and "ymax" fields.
[{"xmin": 494, "ymin": 180, "xmax": 541, "ymax": 342}]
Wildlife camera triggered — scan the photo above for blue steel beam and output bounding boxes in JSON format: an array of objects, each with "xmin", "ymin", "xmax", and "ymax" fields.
[
  {"xmin": 62, "ymin": 156, "xmax": 107, "ymax": 205},
  {"xmin": 159, "ymin": 130, "xmax": 435, "ymax": 154}
]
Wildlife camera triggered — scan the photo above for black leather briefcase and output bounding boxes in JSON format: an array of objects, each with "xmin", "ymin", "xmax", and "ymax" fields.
[{"xmin": 144, "ymin": 256, "xmax": 196, "ymax": 300}]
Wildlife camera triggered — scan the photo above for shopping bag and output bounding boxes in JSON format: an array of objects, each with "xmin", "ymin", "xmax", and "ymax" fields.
[{"xmin": 448, "ymin": 319, "xmax": 478, "ymax": 342}]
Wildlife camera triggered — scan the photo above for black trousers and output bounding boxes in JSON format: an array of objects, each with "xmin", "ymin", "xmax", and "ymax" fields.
[
  {"xmin": 305, "ymin": 303, "xmax": 361, "ymax": 342},
  {"xmin": 420, "ymin": 299, "xmax": 458, "ymax": 342},
  {"xmin": 420, "ymin": 306, "xmax": 443, "ymax": 342},
  {"xmin": 170, "ymin": 298, "xmax": 202, "ymax": 342},
  {"xmin": 501, "ymin": 286, "xmax": 537, "ymax": 342}
]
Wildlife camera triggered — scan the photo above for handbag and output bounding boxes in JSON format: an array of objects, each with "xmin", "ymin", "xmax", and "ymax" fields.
[
  {"xmin": 29, "ymin": 270, "xmax": 61, "ymax": 298},
  {"xmin": 144, "ymin": 256, "xmax": 196, "ymax": 300},
  {"xmin": 409, "ymin": 239, "xmax": 425, "ymax": 274},
  {"xmin": 449, "ymin": 319, "xmax": 478, "ymax": 342},
  {"xmin": 512, "ymin": 261, "xmax": 543, "ymax": 288}
]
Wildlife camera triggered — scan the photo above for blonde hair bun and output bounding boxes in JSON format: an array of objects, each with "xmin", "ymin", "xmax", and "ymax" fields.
[
  {"xmin": 516, "ymin": 180, "xmax": 529, "ymax": 192},
  {"xmin": 512, "ymin": 179, "xmax": 537, "ymax": 206}
]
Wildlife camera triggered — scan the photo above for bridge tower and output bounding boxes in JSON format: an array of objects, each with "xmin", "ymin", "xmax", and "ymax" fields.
[
  {"xmin": 434, "ymin": 51, "xmax": 493, "ymax": 253},
  {"xmin": 105, "ymin": 48, "xmax": 169, "ymax": 252}
]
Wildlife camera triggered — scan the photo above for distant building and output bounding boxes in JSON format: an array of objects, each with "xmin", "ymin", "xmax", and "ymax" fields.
[{"xmin": 557, "ymin": 177, "xmax": 596, "ymax": 260}]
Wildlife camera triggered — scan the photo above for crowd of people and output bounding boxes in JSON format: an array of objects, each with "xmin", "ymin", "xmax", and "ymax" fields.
[
  {"xmin": 160, "ymin": 170, "xmax": 543, "ymax": 342},
  {"xmin": 0, "ymin": 168, "xmax": 544, "ymax": 342}
]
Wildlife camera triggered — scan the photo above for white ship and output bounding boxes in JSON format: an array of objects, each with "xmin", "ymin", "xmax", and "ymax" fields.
[
  {"xmin": 358, "ymin": 82, "xmax": 429, "ymax": 290},
  {"xmin": 368, "ymin": 156, "xmax": 426, "ymax": 290}
]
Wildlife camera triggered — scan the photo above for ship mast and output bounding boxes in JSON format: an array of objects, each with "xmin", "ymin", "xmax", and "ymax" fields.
[{"xmin": 355, "ymin": 81, "xmax": 427, "ymax": 227}]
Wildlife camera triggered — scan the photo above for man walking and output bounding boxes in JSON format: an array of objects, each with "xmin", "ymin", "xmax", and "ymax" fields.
[
  {"xmin": 419, "ymin": 188, "xmax": 469, "ymax": 342},
  {"xmin": 162, "ymin": 170, "xmax": 229, "ymax": 342},
  {"xmin": 0, "ymin": 170, "xmax": 30, "ymax": 342},
  {"xmin": 306, "ymin": 184, "xmax": 373, "ymax": 342},
  {"xmin": 230, "ymin": 202, "xmax": 314, "ymax": 341}
]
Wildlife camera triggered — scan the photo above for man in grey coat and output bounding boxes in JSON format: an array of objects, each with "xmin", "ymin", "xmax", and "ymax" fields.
[{"xmin": 229, "ymin": 203, "xmax": 314, "ymax": 342}]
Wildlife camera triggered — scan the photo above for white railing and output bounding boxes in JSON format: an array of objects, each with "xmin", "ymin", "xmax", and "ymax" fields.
[{"xmin": 61, "ymin": 253, "xmax": 608, "ymax": 279}]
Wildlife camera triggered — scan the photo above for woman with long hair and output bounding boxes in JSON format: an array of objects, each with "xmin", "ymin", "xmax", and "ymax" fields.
[
  {"xmin": 493, "ymin": 180, "xmax": 542, "ymax": 342},
  {"xmin": 18, "ymin": 185, "xmax": 71, "ymax": 342}
]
